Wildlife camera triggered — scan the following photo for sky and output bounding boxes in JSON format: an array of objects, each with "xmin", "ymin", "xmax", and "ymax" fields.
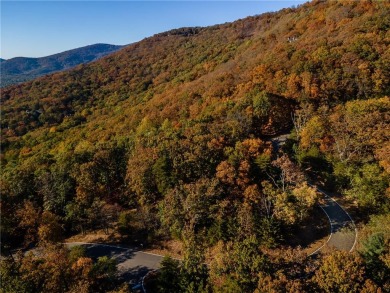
[{"xmin": 1, "ymin": 1, "xmax": 307, "ymax": 59}]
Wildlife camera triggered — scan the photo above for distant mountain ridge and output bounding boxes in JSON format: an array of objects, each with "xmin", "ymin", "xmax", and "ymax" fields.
[{"xmin": 0, "ymin": 43, "xmax": 123, "ymax": 87}]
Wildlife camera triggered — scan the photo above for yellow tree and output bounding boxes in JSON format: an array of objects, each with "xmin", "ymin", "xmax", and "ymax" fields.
[{"xmin": 313, "ymin": 251, "xmax": 366, "ymax": 293}]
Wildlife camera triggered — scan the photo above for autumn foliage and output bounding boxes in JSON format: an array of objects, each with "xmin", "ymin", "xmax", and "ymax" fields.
[{"xmin": 1, "ymin": 1, "xmax": 389, "ymax": 292}]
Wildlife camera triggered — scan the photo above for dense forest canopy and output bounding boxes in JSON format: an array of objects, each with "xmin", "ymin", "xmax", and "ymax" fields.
[{"xmin": 1, "ymin": 1, "xmax": 389, "ymax": 292}]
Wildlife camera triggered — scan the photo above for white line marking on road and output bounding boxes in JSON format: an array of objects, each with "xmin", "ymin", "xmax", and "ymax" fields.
[
  {"xmin": 308, "ymin": 203, "xmax": 333, "ymax": 256},
  {"xmin": 315, "ymin": 187, "xmax": 358, "ymax": 252},
  {"xmin": 307, "ymin": 185, "xmax": 358, "ymax": 255},
  {"xmin": 138, "ymin": 251, "xmax": 180, "ymax": 260},
  {"xmin": 63, "ymin": 242, "xmax": 130, "ymax": 250}
]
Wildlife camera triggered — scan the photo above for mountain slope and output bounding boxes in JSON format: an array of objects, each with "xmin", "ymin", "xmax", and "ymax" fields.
[
  {"xmin": 1, "ymin": 1, "xmax": 388, "ymax": 143},
  {"xmin": 0, "ymin": 43, "xmax": 123, "ymax": 87},
  {"xmin": 1, "ymin": 4, "xmax": 389, "ymax": 289}
]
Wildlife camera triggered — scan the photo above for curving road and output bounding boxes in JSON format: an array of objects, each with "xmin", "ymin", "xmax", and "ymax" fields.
[
  {"xmin": 269, "ymin": 134, "xmax": 358, "ymax": 255},
  {"xmin": 19, "ymin": 133, "xmax": 357, "ymax": 291},
  {"xmin": 63, "ymin": 188, "xmax": 358, "ymax": 289},
  {"xmin": 64, "ymin": 242, "xmax": 163, "ymax": 289},
  {"xmin": 308, "ymin": 187, "xmax": 357, "ymax": 255},
  {"xmin": 65, "ymin": 185, "xmax": 358, "ymax": 283}
]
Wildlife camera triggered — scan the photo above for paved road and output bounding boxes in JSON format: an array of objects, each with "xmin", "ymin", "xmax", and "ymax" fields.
[
  {"xmin": 309, "ymin": 188, "xmax": 357, "ymax": 255},
  {"xmin": 269, "ymin": 134, "xmax": 358, "ymax": 255},
  {"xmin": 270, "ymin": 133, "xmax": 290, "ymax": 152},
  {"xmin": 64, "ymin": 187, "xmax": 357, "ymax": 287},
  {"xmin": 65, "ymin": 242, "xmax": 163, "ymax": 286}
]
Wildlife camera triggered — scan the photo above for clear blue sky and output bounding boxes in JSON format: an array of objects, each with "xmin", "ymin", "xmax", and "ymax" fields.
[{"xmin": 1, "ymin": 1, "xmax": 307, "ymax": 59}]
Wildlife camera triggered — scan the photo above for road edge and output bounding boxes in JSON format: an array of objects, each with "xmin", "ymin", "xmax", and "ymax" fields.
[{"xmin": 308, "ymin": 186, "xmax": 358, "ymax": 255}]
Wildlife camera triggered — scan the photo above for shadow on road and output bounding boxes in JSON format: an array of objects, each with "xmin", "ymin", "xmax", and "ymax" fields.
[
  {"xmin": 119, "ymin": 265, "xmax": 151, "ymax": 283},
  {"xmin": 71, "ymin": 243, "xmax": 163, "ymax": 285},
  {"xmin": 82, "ymin": 244, "xmax": 136, "ymax": 264},
  {"xmin": 314, "ymin": 190, "xmax": 357, "ymax": 253}
]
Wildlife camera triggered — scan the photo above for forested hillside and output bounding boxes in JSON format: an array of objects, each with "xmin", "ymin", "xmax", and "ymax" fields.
[
  {"xmin": 1, "ymin": 1, "xmax": 389, "ymax": 292},
  {"xmin": 0, "ymin": 44, "xmax": 123, "ymax": 87}
]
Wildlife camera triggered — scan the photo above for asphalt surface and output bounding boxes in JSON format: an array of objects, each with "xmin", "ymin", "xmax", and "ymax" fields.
[
  {"xmin": 269, "ymin": 134, "xmax": 357, "ymax": 255},
  {"xmin": 64, "ymin": 186, "xmax": 358, "ymax": 285},
  {"xmin": 64, "ymin": 242, "xmax": 163, "ymax": 286},
  {"xmin": 270, "ymin": 133, "xmax": 290, "ymax": 152},
  {"xmin": 14, "ymin": 133, "xmax": 357, "ymax": 290},
  {"xmin": 63, "ymin": 188, "xmax": 357, "ymax": 290},
  {"xmin": 309, "ymin": 188, "xmax": 357, "ymax": 255}
]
